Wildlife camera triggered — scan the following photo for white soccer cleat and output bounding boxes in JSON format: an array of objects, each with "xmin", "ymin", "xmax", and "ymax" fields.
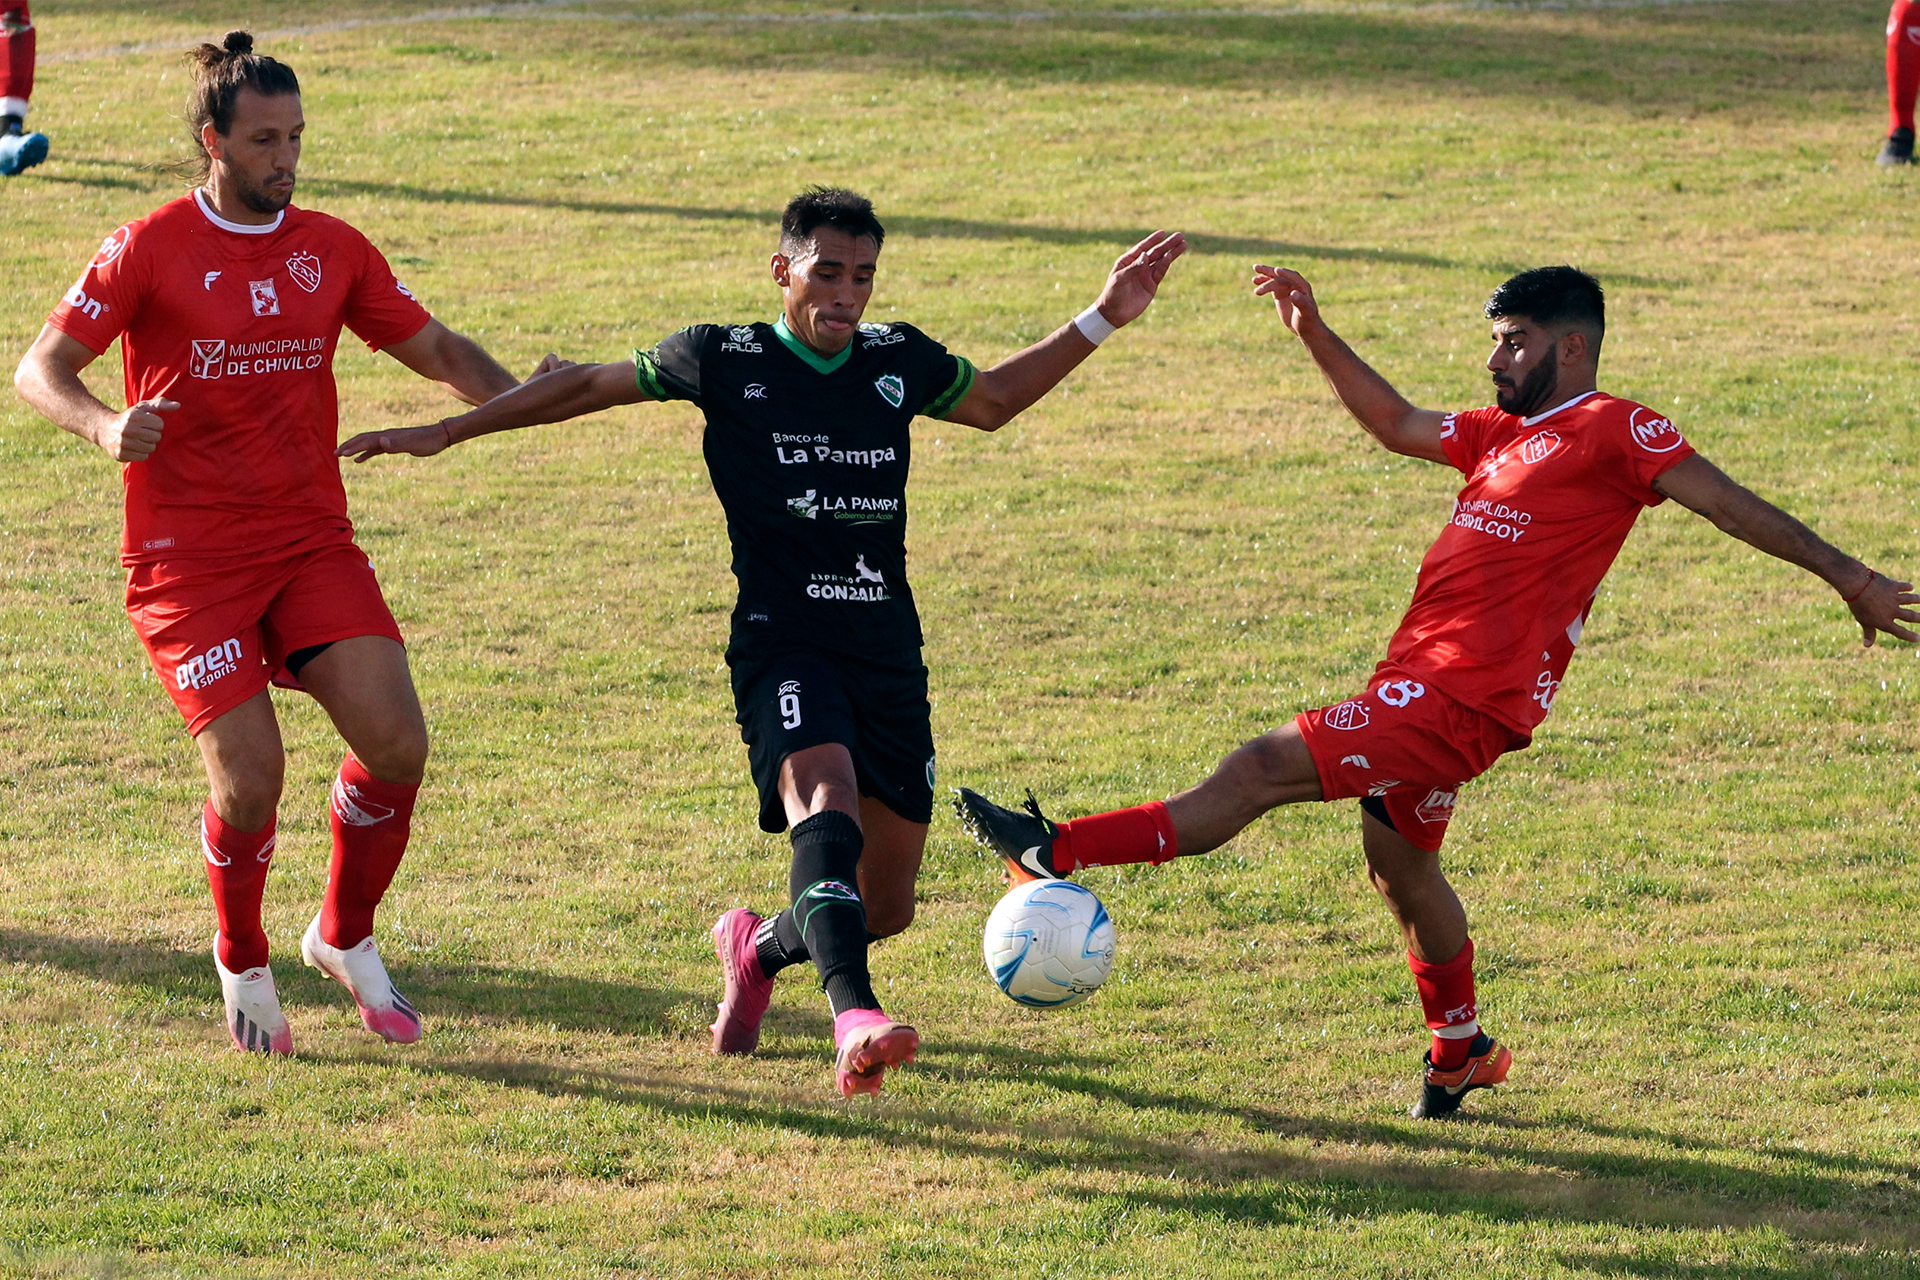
[
  {"xmin": 300, "ymin": 914, "xmax": 423, "ymax": 1044},
  {"xmin": 214, "ymin": 942, "xmax": 294, "ymax": 1055}
]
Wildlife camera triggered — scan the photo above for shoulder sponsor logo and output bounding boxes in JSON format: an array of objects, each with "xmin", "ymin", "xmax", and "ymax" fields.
[
  {"xmin": 1519, "ymin": 429, "xmax": 1561, "ymax": 465},
  {"xmin": 1628, "ymin": 407, "xmax": 1685, "ymax": 454},
  {"xmin": 874, "ymin": 373, "xmax": 905, "ymax": 409},
  {"xmin": 1325, "ymin": 700, "xmax": 1370, "ymax": 731},
  {"xmin": 1414, "ymin": 788, "xmax": 1457, "ymax": 825},
  {"xmin": 722, "ymin": 325, "xmax": 763, "ymax": 353},
  {"xmin": 177, "ymin": 637, "xmax": 243, "ymax": 691},
  {"xmin": 787, "ymin": 489, "xmax": 820, "ymax": 519},
  {"xmin": 249, "ymin": 278, "xmax": 280, "ymax": 316},
  {"xmin": 1377, "ymin": 679, "xmax": 1426, "ymax": 708},
  {"xmin": 744, "ymin": 383, "xmax": 767, "ymax": 400},
  {"xmin": 191, "ymin": 339, "xmax": 226, "ymax": 379},
  {"xmin": 286, "ymin": 252, "xmax": 322, "ymax": 293},
  {"xmin": 203, "ymin": 271, "xmax": 222, "ymax": 291},
  {"xmin": 62, "ymin": 281, "xmax": 107, "ymax": 321},
  {"xmin": 861, "ymin": 323, "xmax": 905, "ymax": 349},
  {"xmin": 91, "ymin": 226, "xmax": 131, "ymax": 270},
  {"xmin": 394, "ymin": 279, "xmax": 417, "ymax": 300}
]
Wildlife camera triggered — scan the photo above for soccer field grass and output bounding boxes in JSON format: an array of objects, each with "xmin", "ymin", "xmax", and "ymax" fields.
[{"xmin": 3, "ymin": 1, "xmax": 1918, "ymax": 1276}]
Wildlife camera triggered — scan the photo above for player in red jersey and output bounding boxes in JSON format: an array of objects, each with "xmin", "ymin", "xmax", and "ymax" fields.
[
  {"xmin": 958, "ymin": 264, "xmax": 1916, "ymax": 1118},
  {"xmin": 12, "ymin": 32, "xmax": 527, "ymax": 1054}
]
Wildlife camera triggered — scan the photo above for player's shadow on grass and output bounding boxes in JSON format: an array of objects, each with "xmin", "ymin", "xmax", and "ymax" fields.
[
  {"xmin": 0, "ymin": 927, "xmax": 696, "ymax": 1038},
  {"xmin": 402, "ymin": 1047, "xmax": 1920, "ymax": 1258},
  {"xmin": 299, "ymin": 177, "xmax": 1453, "ymax": 269}
]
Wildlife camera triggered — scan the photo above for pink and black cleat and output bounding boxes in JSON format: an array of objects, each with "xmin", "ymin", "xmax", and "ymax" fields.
[
  {"xmin": 215, "ymin": 940, "xmax": 294, "ymax": 1056},
  {"xmin": 300, "ymin": 914, "xmax": 423, "ymax": 1044},
  {"xmin": 710, "ymin": 908, "xmax": 776, "ymax": 1055},
  {"xmin": 833, "ymin": 1007, "xmax": 918, "ymax": 1098}
]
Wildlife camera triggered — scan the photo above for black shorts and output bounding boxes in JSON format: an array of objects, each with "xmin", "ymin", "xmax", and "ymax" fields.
[{"xmin": 726, "ymin": 635, "xmax": 936, "ymax": 834}]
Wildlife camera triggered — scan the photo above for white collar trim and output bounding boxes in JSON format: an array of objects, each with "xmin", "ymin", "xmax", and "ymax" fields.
[
  {"xmin": 194, "ymin": 187, "xmax": 284, "ymax": 235},
  {"xmin": 1519, "ymin": 389, "xmax": 1599, "ymax": 428}
]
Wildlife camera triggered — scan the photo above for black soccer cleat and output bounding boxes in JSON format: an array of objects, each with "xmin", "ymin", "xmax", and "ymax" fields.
[
  {"xmin": 1879, "ymin": 126, "xmax": 1915, "ymax": 166},
  {"xmin": 1409, "ymin": 1032, "xmax": 1512, "ymax": 1119},
  {"xmin": 953, "ymin": 787, "xmax": 1066, "ymax": 883}
]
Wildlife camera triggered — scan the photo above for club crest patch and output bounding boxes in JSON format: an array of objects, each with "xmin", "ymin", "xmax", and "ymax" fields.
[{"xmin": 874, "ymin": 373, "xmax": 905, "ymax": 409}]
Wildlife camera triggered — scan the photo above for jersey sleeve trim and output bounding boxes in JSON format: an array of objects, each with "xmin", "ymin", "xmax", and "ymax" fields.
[
  {"xmin": 633, "ymin": 348, "xmax": 669, "ymax": 401},
  {"xmin": 923, "ymin": 356, "xmax": 976, "ymax": 419},
  {"xmin": 43, "ymin": 309, "xmax": 115, "ymax": 357}
]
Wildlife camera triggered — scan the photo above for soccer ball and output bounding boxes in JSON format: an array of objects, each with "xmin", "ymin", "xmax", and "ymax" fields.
[{"xmin": 982, "ymin": 878, "xmax": 1116, "ymax": 1008}]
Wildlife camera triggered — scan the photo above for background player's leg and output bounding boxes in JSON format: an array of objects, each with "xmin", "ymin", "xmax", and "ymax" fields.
[
  {"xmin": 1885, "ymin": 0, "xmax": 1920, "ymax": 163},
  {"xmin": 195, "ymin": 691, "xmax": 286, "ymax": 973},
  {"xmin": 1360, "ymin": 808, "xmax": 1481, "ymax": 1071},
  {"xmin": 295, "ymin": 635, "xmax": 428, "ymax": 1043},
  {"xmin": 298, "ymin": 635, "xmax": 427, "ymax": 950},
  {"xmin": 855, "ymin": 796, "xmax": 925, "ymax": 940},
  {"xmin": 0, "ymin": 3, "xmax": 47, "ymax": 176}
]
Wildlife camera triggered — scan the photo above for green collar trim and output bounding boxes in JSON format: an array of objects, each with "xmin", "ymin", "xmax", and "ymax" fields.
[{"xmin": 773, "ymin": 314, "xmax": 853, "ymax": 375}]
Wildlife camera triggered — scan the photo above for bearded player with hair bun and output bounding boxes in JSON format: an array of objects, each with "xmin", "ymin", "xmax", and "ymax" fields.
[{"xmin": 14, "ymin": 31, "xmax": 538, "ymax": 1055}]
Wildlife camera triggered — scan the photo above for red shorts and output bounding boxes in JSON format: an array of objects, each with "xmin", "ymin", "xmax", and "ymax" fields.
[
  {"xmin": 125, "ymin": 539, "xmax": 403, "ymax": 735},
  {"xmin": 1295, "ymin": 663, "xmax": 1530, "ymax": 853}
]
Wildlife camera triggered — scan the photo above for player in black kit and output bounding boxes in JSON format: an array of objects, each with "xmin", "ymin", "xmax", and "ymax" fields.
[{"xmin": 338, "ymin": 188, "xmax": 1184, "ymax": 1096}]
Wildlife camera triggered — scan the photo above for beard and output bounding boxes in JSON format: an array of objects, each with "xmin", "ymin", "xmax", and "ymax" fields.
[
  {"xmin": 1494, "ymin": 343, "xmax": 1558, "ymax": 417},
  {"xmin": 232, "ymin": 169, "xmax": 294, "ymax": 215}
]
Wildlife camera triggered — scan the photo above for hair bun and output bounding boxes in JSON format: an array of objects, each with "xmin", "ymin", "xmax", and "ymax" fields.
[{"xmin": 222, "ymin": 30, "xmax": 253, "ymax": 55}]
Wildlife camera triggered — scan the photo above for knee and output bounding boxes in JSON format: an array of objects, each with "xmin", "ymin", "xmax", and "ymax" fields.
[
  {"xmin": 352, "ymin": 722, "xmax": 429, "ymax": 785},
  {"xmin": 1226, "ymin": 731, "xmax": 1304, "ymax": 801},
  {"xmin": 864, "ymin": 898, "xmax": 915, "ymax": 940},
  {"xmin": 209, "ymin": 765, "xmax": 284, "ymax": 831}
]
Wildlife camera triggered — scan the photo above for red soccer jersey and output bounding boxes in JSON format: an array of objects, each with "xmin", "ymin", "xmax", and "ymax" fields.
[
  {"xmin": 46, "ymin": 191, "xmax": 431, "ymax": 564},
  {"xmin": 1383, "ymin": 390, "xmax": 1695, "ymax": 733}
]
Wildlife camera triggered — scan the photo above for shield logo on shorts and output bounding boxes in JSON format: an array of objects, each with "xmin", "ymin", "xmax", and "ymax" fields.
[{"xmin": 1325, "ymin": 700, "xmax": 1370, "ymax": 731}]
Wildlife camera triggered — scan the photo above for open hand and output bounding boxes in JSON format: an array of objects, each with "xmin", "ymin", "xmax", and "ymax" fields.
[
  {"xmin": 1846, "ymin": 570, "xmax": 1919, "ymax": 646},
  {"xmin": 335, "ymin": 421, "xmax": 453, "ymax": 463},
  {"xmin": 1252, "ymin": 265, "xmax": 1323, "ymax": 338},
  {"xmin": 1090, "ymin": 230, "xmax": 1186, "ymax": 329},
  {"xmin": 96, "ymin": 398, "xmax": 177, "ymax": 461}
]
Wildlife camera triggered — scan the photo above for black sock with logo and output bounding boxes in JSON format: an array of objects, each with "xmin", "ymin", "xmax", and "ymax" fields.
[
  {"xmin": 784, "ymin": 809, "xmax": 878, "ymax": 1016},
  {"xmin": 754, "ymin": 909, "xmax": 808, "ymax": 976}
]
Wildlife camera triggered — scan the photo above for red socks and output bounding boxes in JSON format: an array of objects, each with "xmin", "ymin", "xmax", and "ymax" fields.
[
  {"xmin": 1891, "ymin": 0, "xmax": 1920, "ymax": 133},
  {"xmin": 319, "ymin": 755, "xmax": 419, "ymax": 950},
  {"xmin": 1408, "ymin": 937, "xmax": 1479, "ymax": 1070},
  {"xmin": 203, "ymin": 801, "xmax": 276, "ymax": 973},
  {"xmin": 0, "ymin": 4, "xmax": 34, "ymax": 107},
  {"xmin": 1055, "ymin": 801, "xmax": 1179, "ymax": 873}
]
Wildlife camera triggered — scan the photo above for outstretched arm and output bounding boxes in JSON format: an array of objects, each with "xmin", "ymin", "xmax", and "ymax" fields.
[
  {"xmin": 1652, "ymin": 453, "xmax": 1917, "ymax": 647},
  {"xmin": 1251, "ymin": 265, "xmax": 1450, "ymax": 463},
  {"xmin": 941, "ymin": 230, "xmax": 1185, "ymax": 432},
  {"xmin": 336, "ymin": 358, "xmax": 648, "ymax": 462},
  {"xmin": 381, "ymin": 319, "xmax": 520, "ymax": 406},
  {"xmin": 14, "ymin": 325, "xmax": 179, "ymax": 461}
]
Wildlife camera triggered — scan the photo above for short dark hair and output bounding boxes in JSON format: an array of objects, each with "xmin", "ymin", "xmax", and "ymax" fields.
[
  {"xmin": 1485, "ymin": 265, "xmax": 1605, "ymax": 354},
  {"xmin": 780, "ymin": 186, "xmax": 885, "ymax": 255},
  {"xmin": 184, "ymin": 31, "xmax": 300, "ymax": 180}
]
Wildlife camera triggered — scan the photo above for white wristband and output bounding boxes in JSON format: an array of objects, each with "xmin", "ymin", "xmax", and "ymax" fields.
[{"xmin": 1074, "ymin": 304, "xmax": 1117, "ymax": 346}]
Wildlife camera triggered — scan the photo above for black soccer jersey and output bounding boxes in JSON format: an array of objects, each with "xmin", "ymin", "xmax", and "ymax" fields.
[{"xmin": 634, "ymin": 317, "xmax": 975, "ymax": 655}]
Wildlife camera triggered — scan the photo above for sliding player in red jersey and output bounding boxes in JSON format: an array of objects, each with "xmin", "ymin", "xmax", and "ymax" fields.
[
  {"xmin": 13, "ymin": 32, "xmax": 527, "ymax": 1054},
  {"xmin": 959, "ymin": 264, "xmax": 1916, "ymax": 1118}
]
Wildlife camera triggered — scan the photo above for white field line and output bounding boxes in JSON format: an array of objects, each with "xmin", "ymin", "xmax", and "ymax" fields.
[{"xmin": 48, "ymin": 0, "xmax": 1806, "ymax": 63}]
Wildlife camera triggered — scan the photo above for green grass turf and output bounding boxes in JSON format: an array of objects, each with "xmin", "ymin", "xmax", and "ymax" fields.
[{"xmin": 3, "ymin": 1, "xmax": 1918, "ymax": 1276}]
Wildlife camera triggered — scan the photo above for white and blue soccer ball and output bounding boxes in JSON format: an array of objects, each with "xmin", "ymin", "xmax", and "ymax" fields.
[{"xmin": 983, "ymin": 878, "xmax": 1115, "ymax": 1008}]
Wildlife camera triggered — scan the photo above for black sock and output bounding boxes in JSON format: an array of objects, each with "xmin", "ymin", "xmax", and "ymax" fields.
[
  {"xmin": 754, "ymin": 909, "xmax": 808, "ymax": 977},
  {"xmin": 1, "ymin": 115, "xmax": 21, "ymax": 137},
  {"xmin": 785, "ymin": 809, "xmax": 877, "ymax": 1017}
]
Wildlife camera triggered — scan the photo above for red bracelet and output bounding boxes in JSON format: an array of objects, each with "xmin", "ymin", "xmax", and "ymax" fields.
[{"xmin": 1842, "ymin": 570, "xmax": 1877, "ymax": 603}]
